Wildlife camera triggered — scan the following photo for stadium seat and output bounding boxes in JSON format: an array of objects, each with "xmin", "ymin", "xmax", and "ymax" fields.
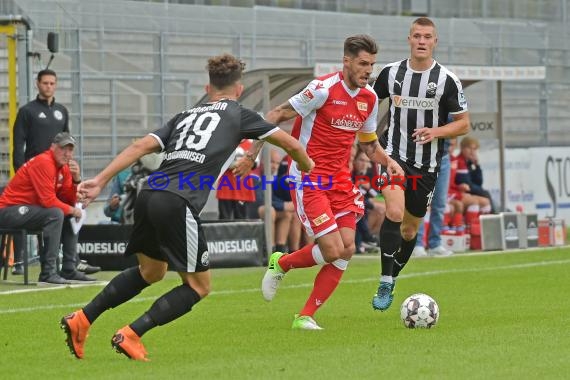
[{"xmin": 0, "ymin": 228, "xmax": 43, "ymax": 285}]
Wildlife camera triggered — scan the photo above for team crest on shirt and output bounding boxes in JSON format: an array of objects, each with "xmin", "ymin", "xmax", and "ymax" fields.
[
  {"xmin": 201, "ymin": 251, "xmax": 210, "ymax": 266},
  {"xmin": 54, "ymin": 110, "xmax": 63, "ymax": 120},
  {"xmin": 357, "ymin": 102, "xmax": 368, "ymax": 111},
  {"xmin": 426, "ymin": 82, "xmax": 437, "ymax": 96},
  {"xmin": 312, "ymin": 213, "xmax": 330, "ymax": 226},
  {"xmin": 18, "ymin": 206, "xmax": 29, "ymax": 215},
  {"xmin": 300, "ymin": 89, "xmax": 314, "ymax": 103}
]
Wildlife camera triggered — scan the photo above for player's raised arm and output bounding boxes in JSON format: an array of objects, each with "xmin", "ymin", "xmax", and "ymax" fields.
[
  {"xmin": 232, "ymin": 101, "xmax": 300, "ymax": 176},
  {"xmin": 263, "ymin": 129, "xmax": 314, "ymax": 173}
]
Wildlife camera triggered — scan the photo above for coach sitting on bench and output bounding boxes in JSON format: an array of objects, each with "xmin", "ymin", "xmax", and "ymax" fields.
[{"xmin": 0, "ymin": 132, "xmax": 95, "ymax": 284}]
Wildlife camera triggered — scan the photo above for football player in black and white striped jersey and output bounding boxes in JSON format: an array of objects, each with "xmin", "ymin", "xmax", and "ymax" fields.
[{"xmin": 370, "ymin": 17, "xmax": 470, "ymax": 311}]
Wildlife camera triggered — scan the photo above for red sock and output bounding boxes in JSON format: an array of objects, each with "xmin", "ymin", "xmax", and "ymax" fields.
[
  {"xmin": 451, "ymin": 212, "xmax": 464, "ymax": 227},
  {"xmin": 300, "ymin": 263, "xmax": 344, "ymax": 317},
  {"xmin": 278, "ymin": 243, "xmax": 317, "ymax": 272}
]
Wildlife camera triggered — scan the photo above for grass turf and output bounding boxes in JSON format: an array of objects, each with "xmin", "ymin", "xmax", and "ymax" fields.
[{"xmin": 1, "ymin": 247, "xmax": 569, "ymax": 379}]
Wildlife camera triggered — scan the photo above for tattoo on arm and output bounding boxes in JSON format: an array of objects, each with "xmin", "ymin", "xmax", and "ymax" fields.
[
  {"xmin": 359, "ymin": 140, "xmax": 379, "ymax": 157},
  {"xmin": 359, "ymin": 140, "xmax": 389, "ymax": 166},
  {"xmin": 248, "ymin": 140, "xmax": 265, "ymax": 160}
]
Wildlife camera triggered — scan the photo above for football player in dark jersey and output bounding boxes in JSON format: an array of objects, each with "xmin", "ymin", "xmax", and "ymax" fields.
[{"xmin": 60, "ymin": 54, "xmax": 314, "ymax": 361}]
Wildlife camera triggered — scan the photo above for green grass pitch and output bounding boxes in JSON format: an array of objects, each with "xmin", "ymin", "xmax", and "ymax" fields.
[{"xmin": 1, "ymin": 247, "xmax": 569, "ymax": 379}]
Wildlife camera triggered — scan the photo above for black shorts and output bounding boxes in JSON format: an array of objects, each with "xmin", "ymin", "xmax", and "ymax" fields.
[
  {"xmin": 125, "ymin": 190, "xmax": 209, "ymax": 273},
  {"xmin": 378, "ymin": 157, "xmax": 438, "ymax": 218}
]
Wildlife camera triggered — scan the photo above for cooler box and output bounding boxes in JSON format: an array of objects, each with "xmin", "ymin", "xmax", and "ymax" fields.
[
  {"xmin": 480, "ymin": 212, "xmax": 520, "ymax": 251},
  {"xmin": 441, "ymin": 233, "xmax": 469, "ymax": 252},
  {"xmin": 538, "ymin": 218, "xmax": 566, "ymax": 246}
]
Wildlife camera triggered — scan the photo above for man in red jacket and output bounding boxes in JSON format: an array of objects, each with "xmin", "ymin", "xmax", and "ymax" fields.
[{"xmin": 0, "ymin": 132, "xmax": 94, "ymax": 284}]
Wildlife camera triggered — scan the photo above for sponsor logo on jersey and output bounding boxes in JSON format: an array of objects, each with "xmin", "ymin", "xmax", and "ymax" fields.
[
  {"xmin": 392, "ymin": 95, "xmax": 435, "ymax": 110},
  {"xmin": 330, "ymin": 114, "xmax": 364, "ymax": 131},
  {"xmin": 332, "ymin": 99, "xmax": 348, "ymax": 106},
  {"xmin": 38, "ymin": 112, "xmax": 46, "ymax": 119},
  {"xmin": 312, "ymin": 213, "xmax": 330, "ymax": 226},
  {"xmin": 54, "ymin": 110, "xmax": 63, "ymax": 120},
  {"xmin": 357, "ymin": 101, "xmax": 368, "ymax": 111},
  {"xmin": 426, "ymin": 82, "xmax": 437, "ymax": 96}
]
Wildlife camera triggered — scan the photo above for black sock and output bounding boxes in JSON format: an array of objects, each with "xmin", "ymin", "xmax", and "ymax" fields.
[
  {"xmin": 379, "ymin": 218, "xmax": 402, "ymax": 276},
  {"xmin": 393, "ymin": 236, "xmax": 417, "ymax": 278},
  {"xmin": 82, "ymin": 266, "xmax": 149, "ymax": 324},
  {"xmin": 274, "ymin": 244, "xmax": 287, "ymax": 253},
  {"xmin": 130, "ymin": 284, "xmax": 201, "ymax": 337}
]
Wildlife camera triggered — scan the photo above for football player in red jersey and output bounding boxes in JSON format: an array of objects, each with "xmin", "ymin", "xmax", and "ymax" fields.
[{"xmin": 240, "ymin": 35, "xmax": 403, "ymax": 329}]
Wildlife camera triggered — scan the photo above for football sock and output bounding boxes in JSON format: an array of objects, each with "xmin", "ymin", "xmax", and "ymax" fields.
[
  {"xmin": 274, "ymin": 244, "xmax": 287, "ymax": 253},
  {"xmin": 83, "ymin": 266, "xmax": 149, "ymax": 324},
  {"xmin": 278, "ymin": 243, "xmax": 318, "ymax": 271},
  {"xmin": 130, "ymin": 284, "xmax": 201, "ymax": 337},
  {"xmin": 299, "ymin": 261, "xmax": 346, "ymax": 317},
  {"xmin": 393, "ymin": 236, "xmax": 417, "ymax": 278},
  {"xmin": 379, "ymin": 217, "xmax": 402, "ymax": 276},
  {"xmin": 451, "ymin": 212, "xmax": 464, "ymax": 228}
]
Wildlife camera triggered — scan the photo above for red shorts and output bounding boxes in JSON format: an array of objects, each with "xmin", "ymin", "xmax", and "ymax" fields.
[{"xmin": 291, "ymin": 183, "xmax": 364, "ymax": 238}]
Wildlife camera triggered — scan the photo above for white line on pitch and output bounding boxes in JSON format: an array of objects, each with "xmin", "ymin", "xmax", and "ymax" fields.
[{"xmin": 1, "ymin": 258, "xmax": 569, "ymax": 315}]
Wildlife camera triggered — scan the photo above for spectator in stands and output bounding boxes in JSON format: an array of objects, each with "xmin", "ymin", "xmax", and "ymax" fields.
[
  {"xmin": 413, "ymin": 122, "xmax": 454, "ymax": 258},
  {"xmin": 456, "ymin": 136, "xmax": 494, "ymax": 214},
  {"xmin": 102, "ymin": 169, "xmax": 131, "ymax": 224},
  {"xmin": 10, "ymin": 69, "xmax": 99, "ymax": 276},
  {"xmin": 0, "ymin": 133, "xmax": 96, "ymax": 284},
  {"xmin": 447, "ymin": 138, "xmax": 491, "ymax": 228},
  {"xmin": 352, "ymin": 149, "xmax": 385, "ymax": 253},
  {"xmin": 217, "ymin": 140, "xmax": 258, "ymax": 220}
]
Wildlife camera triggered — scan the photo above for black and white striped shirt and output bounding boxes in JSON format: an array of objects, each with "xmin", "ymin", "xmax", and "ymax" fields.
[{"xmin": 373, "ymin": 59, "xmax": 468, "ymax": 172}]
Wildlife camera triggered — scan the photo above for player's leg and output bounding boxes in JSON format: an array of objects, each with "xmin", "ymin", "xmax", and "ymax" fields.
[
  {"xmin": 112, "ymin": 192, "xmax": 209, "ymax": 360},
  {"xmin": 393, "ymin": 209, "xmax": 423, "ymax": 275},
  {"xmin": 60, "ymin": 192, "xmax": 158, "ymax": 359},
  {"xmin": 393, "ymin": 171, "xmax": 438, "ymax": 273},
  {"xmin": 372, "ymin": 185, "xmax": 404, "ymax": 311},
  {"xmin": 294, "ymin": 218, "xmax": 355, "ymax": 330},
  {"xmin": 262, "ymin": 187, "xmax": 334, "ymax": 301}
]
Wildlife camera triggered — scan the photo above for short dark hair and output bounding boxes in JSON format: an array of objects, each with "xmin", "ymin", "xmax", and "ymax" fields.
[
  {"xmin": 343, "ymin": 34, "xmax": 378, "ymax": 58},
  {"xmin": 206, "ymin": 54, "xmax": 245, "ymax": 89},
  {"xmin": 411, "ymin": 17, "xmax": 437, "ymax": 35},
  {"xmin": 37, "ymin": 69, "xmax": 57, "ymax": 81}
]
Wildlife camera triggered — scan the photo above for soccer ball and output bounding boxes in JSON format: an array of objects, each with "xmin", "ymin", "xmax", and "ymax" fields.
[{"xmin": 400, "ymin": 293, "xmax": 439, "ymax": 328}]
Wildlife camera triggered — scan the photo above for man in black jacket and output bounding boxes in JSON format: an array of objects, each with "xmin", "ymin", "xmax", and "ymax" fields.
[{"xmin": 13, "ymin": 69, "xmax": 69, "ymax": 171}]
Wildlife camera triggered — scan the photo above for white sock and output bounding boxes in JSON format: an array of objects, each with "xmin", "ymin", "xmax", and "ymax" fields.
[{"xmin": 380, "ymin": 275, "xmax": 393, "ymax": 284}]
